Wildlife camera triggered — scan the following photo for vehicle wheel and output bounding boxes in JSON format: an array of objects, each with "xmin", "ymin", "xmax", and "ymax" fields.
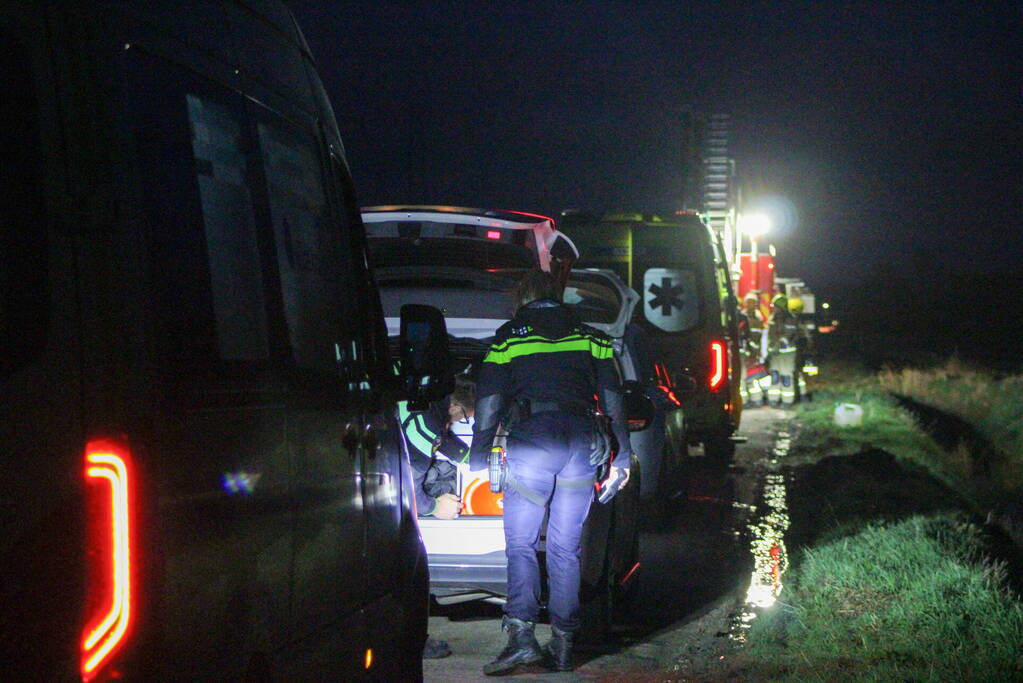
[
  {"xmin": 702, "ymin": 432, "xmax": 735, "ymax": 462},
  {"xmin": 660, "ymin": 440, "xmax": 689, "ymax": 498},
  {"xmin": 579, "ymin": 526, "xmax": 618, "ymax": 647},
  {"xmin": 615, "ymin": 491, "xmax": 641, "ymax": 606},
  {"xmin": 398, "ymin": 554, "xmax": 429, "ymax": 681},
  {"xmin": 646, "ymin": 441, "xmax": 687, "ymax": 527}
]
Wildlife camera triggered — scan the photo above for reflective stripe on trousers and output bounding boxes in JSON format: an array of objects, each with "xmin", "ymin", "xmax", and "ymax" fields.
[{"xmin": 770, "ymin": 349, "xmax": 797, "ymax": 405}]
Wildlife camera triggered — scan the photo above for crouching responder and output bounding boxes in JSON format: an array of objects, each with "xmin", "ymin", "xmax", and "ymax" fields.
[
  {"xmin": 766, "ymin": 293, "xmax": 799, "ymax": 405},
  {"xmin": 470, "ymin": 269, "xmax": 632, "ymax": 676},
  {"xmin": 740, "ymin": 292, "xmax": 767, "ymax": 406},
  {"xmin": 398, "ymin": 373, "xmax": 476, "ymax": 659}
]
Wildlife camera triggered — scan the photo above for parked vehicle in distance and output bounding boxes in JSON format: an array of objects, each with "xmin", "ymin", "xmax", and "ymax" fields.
[
  {"xmin": 0, "ymin": 2, "xmax": 432, "ymax": 680},
  {"xmin": 364, "ymin": 209, "xmax": 642, "ymax": 633},
  {"xmin": 560, "ymin": 211, "xmax": 743, "ymax": 460}
]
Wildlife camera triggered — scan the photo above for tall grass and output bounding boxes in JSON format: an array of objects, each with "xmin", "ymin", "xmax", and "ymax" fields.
[
  {"xmin": 748, "ymin": 514, "xmax": 1023, "ymax": 681},
  {"xmin": 879, "ymin": 360, "xmax": 1023, "ymax": 494}
]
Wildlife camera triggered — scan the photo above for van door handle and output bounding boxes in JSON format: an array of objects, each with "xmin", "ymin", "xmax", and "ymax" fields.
[{"xmin": 342, "ymin": 423, "xmax": 361, "ymax": 457}]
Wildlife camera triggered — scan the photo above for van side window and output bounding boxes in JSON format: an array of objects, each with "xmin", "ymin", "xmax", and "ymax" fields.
[
  {"xmin": 186, "ymin": 95, "xmax": 270, "ymax": 360},
  {"xmin": 0, "ymin": 37, "xmax": 47, "ymax": 377},
  {"xmin": 126, "ymin": 51, "xmax": 272, "ymax": 367},
  {"xmin": 257, "ymin": 121, "xmax": 352, "ymax": 372},
  {"xmin": 712, "ymin": 241, "xmax": 736, "ymax": 329},
  {"xmin": 128, "ymin": 50, "xmax": 366, "ymax": 378}
]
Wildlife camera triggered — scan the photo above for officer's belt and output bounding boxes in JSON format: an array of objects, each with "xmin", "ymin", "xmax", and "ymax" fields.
[
  {"xmin": 525, "ymin": 400, "xmax": 591, "ymax": 417},
  {"xmin": 505, "ymin": 469, "xmax": 594, "ymax": 507}
]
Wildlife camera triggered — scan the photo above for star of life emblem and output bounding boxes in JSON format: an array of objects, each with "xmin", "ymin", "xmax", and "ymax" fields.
[{"xmin": 643, "ymin": 268, "xmax": 697, "ymax": 332}]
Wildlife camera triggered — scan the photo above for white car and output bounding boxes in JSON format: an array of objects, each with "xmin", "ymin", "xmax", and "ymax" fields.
[{"xmin": 363, "ymin": 207, "xmax": 644, "ymax": 631}]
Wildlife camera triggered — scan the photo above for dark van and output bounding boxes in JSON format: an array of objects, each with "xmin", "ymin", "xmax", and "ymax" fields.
[
  {"xmin": 560, "ymin": 212, "xmax": 743, "ymax": 462},
  {"xmin": 0, "ymin": 2, "xmax": 431, "ymax": 680}
]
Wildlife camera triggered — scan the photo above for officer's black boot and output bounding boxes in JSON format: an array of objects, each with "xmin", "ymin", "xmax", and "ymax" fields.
[
  {"xmin": 542, "ymin": 625, "xmax": 574, "ymax": 671},
  {"xmin": 482, "ymin": 616, "xmax": 542, "ymax": 676}
]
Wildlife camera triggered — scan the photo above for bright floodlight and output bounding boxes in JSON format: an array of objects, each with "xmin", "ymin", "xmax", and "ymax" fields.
[{"xmin": 741, "ymin": 213, "xmax": 771, "ymax": 237}]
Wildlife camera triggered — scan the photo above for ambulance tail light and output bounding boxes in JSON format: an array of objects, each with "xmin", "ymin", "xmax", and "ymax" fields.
[
  {"xmin": 708, "ymin": 340, "xmax": 726, "ymax": 391},
  {"xmin": 81, "ymin": 437, "xmax": 135, "ymax": 682}
]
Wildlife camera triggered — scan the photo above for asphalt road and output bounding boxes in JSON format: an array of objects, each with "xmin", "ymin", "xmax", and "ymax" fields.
[{"xmin": 423, "ymin": 406, "xmax": 792, "ymax": 681}]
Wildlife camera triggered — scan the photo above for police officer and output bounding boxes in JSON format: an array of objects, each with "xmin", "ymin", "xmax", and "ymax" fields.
[{"xmin": 470, "ymin": 270, "xmax": 631, "ymax": 675}]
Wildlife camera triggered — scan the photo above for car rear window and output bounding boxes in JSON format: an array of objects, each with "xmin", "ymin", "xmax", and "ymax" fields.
[
  {"xmin": 563, "ymin": 280, "xmax": 622, "ymax": 325},
  {"xmin": 366, "ymin": 219, "xmax": 537, "ymax": 271}
]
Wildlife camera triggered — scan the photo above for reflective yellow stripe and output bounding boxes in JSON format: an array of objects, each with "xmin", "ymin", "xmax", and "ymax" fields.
[
  {"xmin": 488, "ymin": 333, "xmax": 612, "ymax": 354},
  {"xmin": 485, "ymin": 336, "xmax": 614, "ymax": 364}
]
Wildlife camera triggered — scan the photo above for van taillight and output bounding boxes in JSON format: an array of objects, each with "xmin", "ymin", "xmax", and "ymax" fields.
[
  {"xmin": 81, "ymin": 438, "xmax": 134, "ymax": 681},
  {"xmin": 708, "ymin": 340, "xmax": 726, "ymax": 391}
]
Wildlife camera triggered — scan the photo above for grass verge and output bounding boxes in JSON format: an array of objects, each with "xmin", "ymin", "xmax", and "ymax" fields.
[
  {"xmin": 738, "ymin": 360, "xmax": 1023, "ymax": 681},
  {"xmin": 879, "ymin": 359, "xmax": 1023, "ymax": 496},
  {"xmin": 746, "ymin": 514, "xmax": 1023, "ymax": 682},
  {"xmin": 790, "ymin": 384, "xmax": 970, "ymax": 494}
]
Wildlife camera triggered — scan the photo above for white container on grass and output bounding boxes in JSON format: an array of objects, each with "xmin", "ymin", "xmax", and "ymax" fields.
[{"xmin": 833, "ymin": 403, "xmax": 864, "ymax": 427}]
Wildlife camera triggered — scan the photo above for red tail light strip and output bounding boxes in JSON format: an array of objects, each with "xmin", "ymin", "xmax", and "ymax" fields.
[
  {"xmin": 81, "ymin": 440, "xmax": 133, "ymax": 681},
  {"xmin": 709, "ymin": 341, "xmax": 726, "ymax": 391}
]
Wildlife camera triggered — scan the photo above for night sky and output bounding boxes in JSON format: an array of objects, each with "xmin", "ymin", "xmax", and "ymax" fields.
[{"xmin": 289, "ymin": 1, "xmax": 1021, "ymax": 343}]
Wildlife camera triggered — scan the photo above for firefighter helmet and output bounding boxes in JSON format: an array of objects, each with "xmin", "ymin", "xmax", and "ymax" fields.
[
  {"xmin": 788, "ymin": 297, "xmax": 804, "ymax": 315},
  {"xmin": 771, "ymin": 293, "xmax": 788, "ymax": 310}
]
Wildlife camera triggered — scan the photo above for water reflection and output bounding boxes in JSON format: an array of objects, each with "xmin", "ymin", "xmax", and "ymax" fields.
[{"xmin": 731, "ymin": 430, "xmax": 791, "ymax": 642}]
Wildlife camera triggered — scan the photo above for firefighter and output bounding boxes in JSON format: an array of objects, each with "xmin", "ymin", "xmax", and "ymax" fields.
[
  {"xmin": 740, "ymin": 292, "xmax": 767, "ymax": 405},
  {"xmin": 766, "ymin": 293, "xmax": 800, "ymax": 405},
  {"xmin": 470, "ymin": 269, "xmax": 631, "ymax": 675},
  {"xmin": 787, "ymin": 297, "xmax": 812, "ymax": 400},
  {"xmin": 398, "ymin": 374, "xmax": 476, "ymax": 660}
]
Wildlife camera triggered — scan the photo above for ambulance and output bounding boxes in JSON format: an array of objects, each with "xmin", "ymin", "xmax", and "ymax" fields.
[{"xmin": 559, "ymin": 212, "xmax": 743, "ymax": 461}]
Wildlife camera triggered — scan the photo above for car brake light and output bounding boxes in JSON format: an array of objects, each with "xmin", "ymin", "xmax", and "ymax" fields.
[
  {"xmin": 628, "ymin": 418, "xmax": 649, "ymax": 431},
  {"xmin": 709, "ymin": 341, "xmax": 726, "ymax": 391},
  {"xmin": 486, "ymin": 230, "xmax": 501, "ymax": 240},
  {"xmin": 81, "ymin": 438, "xmax": 135, "ymax": 681}
]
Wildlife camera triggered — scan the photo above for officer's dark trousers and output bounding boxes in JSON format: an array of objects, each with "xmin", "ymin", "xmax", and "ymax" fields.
[{"xmin": 503, "ymin": 412, "xmax": 595, "ymax": 633}]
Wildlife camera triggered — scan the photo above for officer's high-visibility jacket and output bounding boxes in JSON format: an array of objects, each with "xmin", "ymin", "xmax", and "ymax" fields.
[
  {"xmin": 469, "ymin": 299, "xmax": 631, "ymax": 471},
  {"xmin": 398, "ymin": 396, "xmax": 468, "ymax": 516}
]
